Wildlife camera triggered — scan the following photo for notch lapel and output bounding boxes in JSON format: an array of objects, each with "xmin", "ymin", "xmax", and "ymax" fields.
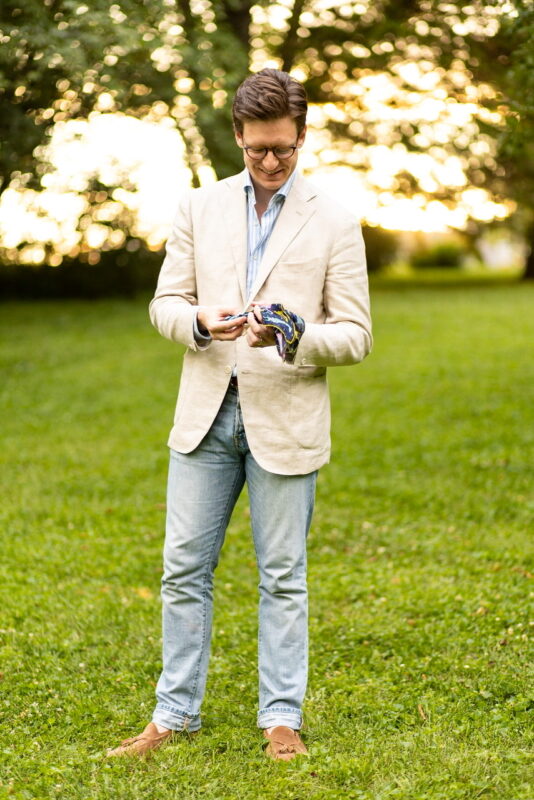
[
  {"xmin": 219, "ymin": 172, "xmax": 248, "ymax": 306},
  {"xmin": 247, "ymin": 174, "xmax": 317, "ymax": 302}
]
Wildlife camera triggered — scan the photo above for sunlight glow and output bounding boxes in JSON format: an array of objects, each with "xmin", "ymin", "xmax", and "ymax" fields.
[
  {"xmin": 0, "ymin": 78, "xmax": 513, "ymax": 263},
  {"xmin": 0, "ymin": 114, "xmax": 192, "ymax": 262}
]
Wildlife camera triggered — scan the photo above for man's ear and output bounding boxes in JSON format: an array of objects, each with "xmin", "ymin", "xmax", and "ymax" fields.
[
  {"xmin": 298, "ymin": 125, "xmax": 307, "ymax": 147},
  {"xmin": 235, "ymin": 129, "xmax": 244, "ymax": 147}
]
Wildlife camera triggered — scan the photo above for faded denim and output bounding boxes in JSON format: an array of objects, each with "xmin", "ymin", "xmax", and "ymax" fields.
[{"xmin": 152, "ymin": 385, "xmax": 316, "ymax": 732}]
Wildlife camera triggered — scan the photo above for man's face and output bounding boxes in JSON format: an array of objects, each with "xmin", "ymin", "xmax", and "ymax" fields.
[{"xmin": 235, "ymin": 116, "xmax": 306, "ymax": 194}]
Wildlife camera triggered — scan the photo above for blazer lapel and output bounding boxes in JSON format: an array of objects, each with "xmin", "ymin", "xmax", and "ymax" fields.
[
  {"xmin": 247, "ymin": 174, "xmax": 317, "ymax": 302},
  {"xmin": 219, "ymin": 171, "xmax": 248, "ymax": 306}
]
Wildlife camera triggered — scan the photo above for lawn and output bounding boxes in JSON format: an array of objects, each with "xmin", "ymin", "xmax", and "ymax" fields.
[{"xmin": 0, "ymin": 284, "xmax": 532, "ymax": 800}]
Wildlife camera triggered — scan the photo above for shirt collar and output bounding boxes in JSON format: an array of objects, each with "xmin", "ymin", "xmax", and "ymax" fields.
[{"xmin": 243, "ymin": 169, "xmax": 297, "ymax": 205}]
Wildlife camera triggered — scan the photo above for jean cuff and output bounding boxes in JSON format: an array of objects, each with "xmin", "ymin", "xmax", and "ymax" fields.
[
  {"xmin": 257, "ymin": 706, "xmax": 303, "ymax": 730},
  {"xmin": 153, "ymin": 704, "xmax": 201, "ymax": 732}
]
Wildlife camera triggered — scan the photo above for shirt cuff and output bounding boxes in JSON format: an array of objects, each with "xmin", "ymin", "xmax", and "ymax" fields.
[{"xmin": 193, "ymin": 313, "xmax": 212, "ymax": 350}]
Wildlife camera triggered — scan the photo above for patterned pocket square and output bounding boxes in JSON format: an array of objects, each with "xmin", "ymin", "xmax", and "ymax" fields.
[{"xmin": 259, "ymin": 303, "xmax": 305, "ymax": 363}]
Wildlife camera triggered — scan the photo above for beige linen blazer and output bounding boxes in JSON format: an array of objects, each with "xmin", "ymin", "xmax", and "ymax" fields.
[{"xmin": 149, "ymin": 170, "xmax": 372, "ymax": 475}]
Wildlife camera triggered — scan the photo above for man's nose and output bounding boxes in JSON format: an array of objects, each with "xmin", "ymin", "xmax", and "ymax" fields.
[{"xmin": 262, "ymin": 150, "xmax": 280, "ymax": 170}]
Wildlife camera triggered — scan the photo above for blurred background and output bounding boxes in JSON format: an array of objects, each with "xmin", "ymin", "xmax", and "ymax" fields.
[{"xmin": 1, "ymin": 0, "xmax": 533, "ymax": 298}]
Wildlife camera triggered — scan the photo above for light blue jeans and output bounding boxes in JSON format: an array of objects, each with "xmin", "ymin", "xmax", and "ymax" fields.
[{"xmin": 152, "ymin": 384, "xmax": 317, "ymax": 732}]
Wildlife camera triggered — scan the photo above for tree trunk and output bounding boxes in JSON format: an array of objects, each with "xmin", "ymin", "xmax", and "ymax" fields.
[
  {"xmin": 523, "ymin": 226, "xmax": 534, "ymax": 279},
  {"xmin": 280, "ymin": 0, "xmax": 305, "ymax": 73},
  {"xmin": 175, "ymin": 1, "xmax": 248, "ymax": 180}
]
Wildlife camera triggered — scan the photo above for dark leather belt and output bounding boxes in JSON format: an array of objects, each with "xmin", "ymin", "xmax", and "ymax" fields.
[{"xmin": 230, "ymin": 374, "xmax": 238, "ymax": 388}]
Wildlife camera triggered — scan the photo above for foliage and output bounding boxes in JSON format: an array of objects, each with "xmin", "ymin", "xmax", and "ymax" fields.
[
  {"xmin": 474, "ymin": 0, "xmax": 534, "ymax": 205},
  {"xmin": 361, "ymin": 225, "xmax": 400, "ymax": 272},
  {"xmin": 2, "ymin": 1, "xmax": 534, "ymax": 271},
  {"xmin": 410, "ymin": 241, "xmax": 465, "ymax": 269},
  {"xmin": 0, "ymin": 1, "xmax": 514, "ymax": 189},
  {"xmin": 0, "ymin": 0, "xmax": 250, "ymax": 192},
  {"xmin": 1, "ymin": 0, "xmax": 165, "ymax": 190},
  {"xmin": 1, "ymin": 287, "xmax": 533, "ymax": 798},
  {"xmin": 0, "ymin": 246, "xmax": 162, "ymax": 299},
  {"xmin": 475, "ymin": 0, "xmax": 534, "ymax": 276}
]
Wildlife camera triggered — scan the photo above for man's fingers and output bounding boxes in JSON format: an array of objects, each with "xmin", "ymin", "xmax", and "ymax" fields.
[
  {"xmin": 213, "ymin": 315, "xmax": 248, "ymax": 340},
  {"xmin": 246, "ymin": 326, "xmax": 275, "ymax": 348},
  {"xmin": 246, "ymin": 330, "xmax": 262, "ymax": 347},
  {"xmin": 247, "ymin": 310, "xmax": 262, "ymax": 333},
  {"xmin": 215, "ymin": 327, "xmax": 245, "ymax": 341},
  {"xmin": 210, "ymin": 316, "xmax": 247, "ymax": 336},
  {"xmin": 198, "ymin": 306, "xmax": 246, "ymax": 336},
  {"xmin": 247, "ymin": 312, "xmax": 264, "ymax": 346},
  {"xmin": 216, "ymin": 318, "xmax": 246, "ymax": 332},
  {"xmin": 243, "ymin": 311, "xmax": 275, "ymax": 348}
]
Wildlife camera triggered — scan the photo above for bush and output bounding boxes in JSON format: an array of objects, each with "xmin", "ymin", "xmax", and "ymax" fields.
[
  {"xmin": 410, "ymin": 241, "xmax": 464, "ymax": 269},
  {"xmin": 0, "ymin": 247, "xmax": 163, "ymax": 300},
  {"xmin": 362, "ymin": 225, "xmax": 399, "ymax": 272}
]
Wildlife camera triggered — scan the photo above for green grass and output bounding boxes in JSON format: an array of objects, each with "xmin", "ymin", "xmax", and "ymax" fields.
[
  {"xmin": 370, "ymin": 265, "xmax": 524, "ymax": 287},
  {"xmin": 1, "ymin": 285, "xmax": 533, "ymax": 800}
]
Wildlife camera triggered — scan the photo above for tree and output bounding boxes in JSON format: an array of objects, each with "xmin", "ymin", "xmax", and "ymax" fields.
[
  {"xmin": 3, "ymin": 1, "xmax": 492, "ymax": 188},
  {"xmin": 0, "ymin": 0, "xmax": 251, "ymax": 193},
  {"xmin": 1, "ymin": 0, "xmax": 530, "ymax": 269},
  {"xmin": 474, "ymin": 0, "xmax": 534, "ymax": 277}
]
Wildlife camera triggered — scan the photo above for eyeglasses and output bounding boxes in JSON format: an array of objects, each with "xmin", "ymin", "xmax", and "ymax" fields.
[{"xmin": 242, "ymin": 143, "xmax": 299, "ymax": 160}]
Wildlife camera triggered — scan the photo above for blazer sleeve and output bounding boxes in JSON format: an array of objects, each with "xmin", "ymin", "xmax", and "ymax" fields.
[
  {"xmin": 148, "ymin": 191, "xmax": 202, "ymax": 351},
  {"xmin": 292, "ymin": 216, "xmax": 372, "ymax": 367}
]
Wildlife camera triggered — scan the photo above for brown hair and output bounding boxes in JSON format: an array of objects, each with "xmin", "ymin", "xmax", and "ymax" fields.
[{"xmin": 232, "ymin": 68, "xmax": 308, "ymax": 135}]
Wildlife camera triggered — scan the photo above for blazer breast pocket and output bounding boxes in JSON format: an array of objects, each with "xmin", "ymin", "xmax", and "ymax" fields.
[{"xmin": 264, "ymin": 257, "xmax": 326, "ymax": 317}]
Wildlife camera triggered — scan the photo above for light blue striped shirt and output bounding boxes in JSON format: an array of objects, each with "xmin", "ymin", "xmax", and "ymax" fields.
[{"xmin": 243, "ymin": 168, "xmax": 297, "ymax": 302}]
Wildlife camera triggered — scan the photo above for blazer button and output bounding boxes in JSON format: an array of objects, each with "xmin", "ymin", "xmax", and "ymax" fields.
[{"xmin": 224, "ymin": 365, "xmax": 232, "ymax": 374}]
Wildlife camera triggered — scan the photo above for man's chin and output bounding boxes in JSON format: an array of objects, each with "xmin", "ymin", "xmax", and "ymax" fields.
[{"xmin": 256, "ymin": 171, "xmax": 286, "ymax": 189}]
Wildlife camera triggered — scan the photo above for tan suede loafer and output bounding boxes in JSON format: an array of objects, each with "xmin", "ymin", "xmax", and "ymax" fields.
[
  {"xmin": 106, "ymin": 722, "xmax": 175, "ymax": 757},
  {"xmin": 263, "ymin": 726, "xmax": 309, "ymax": 761}
]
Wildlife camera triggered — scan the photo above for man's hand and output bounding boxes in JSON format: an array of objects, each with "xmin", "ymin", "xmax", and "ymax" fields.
[
  {"xmin": 246, "ymin": 305, "xmax": 277, "ymax": 349},
  {"xmin": 197, "ymin": 306, "xmax": 247, "ymax": 341}
]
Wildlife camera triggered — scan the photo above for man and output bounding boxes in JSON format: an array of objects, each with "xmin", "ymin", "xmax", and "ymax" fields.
[{"xmin": 108, "ymin": 68, "xmax": 372, "ymax": 761}]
